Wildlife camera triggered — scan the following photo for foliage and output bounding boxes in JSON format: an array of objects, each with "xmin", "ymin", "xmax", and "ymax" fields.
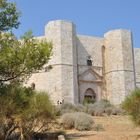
[
  {"xmin": 61, "ymin": 112, "xmax": 94, "ymax": 131},
  {"xmin": 0, "ymin": 31, "xmax": 52, "ymax": 83},
  {"xmin": 61, "ymin": 113, "xmax": 75, "ymax": 129},
  {"xmin": 74, "ymin": 112, "xmax": 94, "ymax": 131},
  {"xmin": 75, "ymin": 104, "xmax": 86, "ymax": 112},
  {"xmin": 105, "ymin": 106, "xmax": 124, "ymax": 116},
  {"xmin": 0, "ymin": 0, "xmax": 20, "ymax": 31},
  {"xmin": 56, "ymin": 103, "xmax": 77, "ymax": 116},
  {"xmin": 56, "ymin": 103, "xmax": 86, "ymax": 116},
  {"xmin": 0, "ymin": 0, "xmax": 52, "ymax": 83},
  {"xmin": 122, "ymin": 89, "xmax": 140, "ymax": 126},
  {"xmin": 83, "ymin": 97, "xmax": 96, "ymax": 105},
  {"xmin": 0, "ymin": 84, "xmax": 55, "ymax": 139},
  {"xmin": 86, "ymin": 99, "xmax": 124, "ymax": 116},
  {"xmin": 86, "ymin": 99, "xmax": 111, "ymax": 116},
  {"xmin": 57, "ymin": 100, "xmax": 123, "ymax": 117},
  {"xmin": 0, "ymin": 1, "xmax": 54, "ymax": 139}
]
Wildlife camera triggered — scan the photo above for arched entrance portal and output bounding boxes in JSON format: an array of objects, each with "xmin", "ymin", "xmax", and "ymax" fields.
[{"xmin": 84, "ymin": 88, "xmax": 96, "ymax": 103}]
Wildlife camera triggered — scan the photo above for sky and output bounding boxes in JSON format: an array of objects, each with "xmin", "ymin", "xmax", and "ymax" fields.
[{"xmin": 10, "ymin": 0, "xmax": 140, "ymax": 48}]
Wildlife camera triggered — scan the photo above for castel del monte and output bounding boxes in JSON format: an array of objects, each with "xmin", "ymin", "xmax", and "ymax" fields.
[{"xmin": 25, "ymin": 20, "xmax": 140, "ymax": 105}]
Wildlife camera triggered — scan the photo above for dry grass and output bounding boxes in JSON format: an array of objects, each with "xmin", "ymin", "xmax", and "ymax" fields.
[{"xmin": 66, "ymin": 115, "xmax": 140, "ymax": 140}]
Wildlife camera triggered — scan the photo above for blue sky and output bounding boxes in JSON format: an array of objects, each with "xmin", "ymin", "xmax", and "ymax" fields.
[{"xmin": 10, "ymin": 0, "xmax": 140, "ymax": 48}]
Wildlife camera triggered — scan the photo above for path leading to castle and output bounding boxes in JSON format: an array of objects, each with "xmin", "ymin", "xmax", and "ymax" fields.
[{"xmin": 66, "ymin": 116, "xmax": 140, "ymax": 140}]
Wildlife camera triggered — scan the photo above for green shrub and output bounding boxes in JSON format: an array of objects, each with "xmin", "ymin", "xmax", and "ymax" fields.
[
  {"xmin": 56, "ymin": 103, "xmax": 86, "ymax": 116},
  {"xmin": 104, "ymin": 106, "xmax": 113, "ymax": 116},
  {"xmin": 86, "ymin": 100, "xmax": 112, "ymax": 116},
  {"xmin": 86, "ymin": 99, "xmax": 123, "ymax": 116},
  {"xmin": 122, "ymin": 89, "xmax": 140, "ymax": 126},
  {"xmin": 74, "ymin": 112, "xmax": 94, "ymax": 131},
  {"xmin": 61, "ymin": 113, "xmax": 75, "ymax": 129},
  {"xmin": 59, "ymin": 103, "xmax": 77, "ymax": 114},
  {"xmin": 111, "ymin": 107, "xmax": 125, "ymax": 115},
  {"xmin": 83, "ymin": 97, "xmax": 96, "ymax": 105},
  {"xmin": 61, "ymin": 112, "xmax": 94, "ymax": 131},
  {"xmin": 75, "ymin": 104, "xmax": 86, "ymax": 112},
  {"xmin": 0, "ymin": 84, "xmax": 55, "ymax": 140}
]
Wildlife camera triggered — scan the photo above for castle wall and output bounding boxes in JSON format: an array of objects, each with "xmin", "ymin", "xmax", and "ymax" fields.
[
  {"xmin": 76, "ymin": 35, "xmax": 104, "ymax": 102},
  {"xmin": 25, "ymin": 20, "xmax": 139, "ymax": 105},
  {"xmin": 25, "ymin": 65, "xmax": 62, "ymax": 102},
  {"xmin": 134, "ymin": 48, "xmax": 140, "ymax": 88},
  {"xmin": 104, "ymin": 30, "xmax": 135, "ymax": 104},
  {"xmin": 25, "ymin": 22, "xmax": 64, "ymax": 104},
  {"xmin": 56, "ymin": 21, "xmax": 78, "ymax": 104},
  {"xmin": 77, "ymin": 35, "xmax": 104, "ymax": 75}
]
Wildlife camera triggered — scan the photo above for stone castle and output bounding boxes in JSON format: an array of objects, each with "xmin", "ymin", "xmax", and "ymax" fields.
[{"xmin": 26, "ymin": 20, "xmax": 140, "ymax": 105}]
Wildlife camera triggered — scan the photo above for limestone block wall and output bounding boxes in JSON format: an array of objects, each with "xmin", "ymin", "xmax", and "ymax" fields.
[
  {"xmin": 46, "ymin": 20, "xmax": 78, "ymax": 103},
  {"xmin": 134, "ymin": 48, "xmax": 140, "ymax": 88},
  {"xmin": 25, "ymin": 66, "xmax": 62, "ymax": 103},
  {"xmin": 77, "ymin": 35, "xmax": 104, "ymax": 77},
  {"xmin": 25, "ymin": 21, "xmax": 64, "ymax": 104},
  {"xmin": 104, "ymin": 30, "xmax": 135, "ymax": 104},
  {"xmin": 76, "ymin": 35, "xmax": 104, "ymax": 102},
  {"xmin": 25, "ymin": 20, "xmax": 139, "ymax": 105},
  {"xmin": 77, "ymin": 35, "xmax": 104, "ymax": 69},
  {"xmin": 26, "ymin": 20, "xmax": 79, "ymax": 104}
]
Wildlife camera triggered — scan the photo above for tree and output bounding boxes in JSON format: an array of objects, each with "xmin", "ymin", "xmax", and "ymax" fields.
[
  {"xmin": 0, "ymin": 0, "xmax": 54, "ymax": 139},
  {"xmin": 0, "ymin": 0, "xmax": 52, "ymax": 83},
  {"xmin": 122, "ymin": 89, "xmax": 140, "ymax": 126},
  {"xmin": 0, "ymin": 0, "xmax": 20, "ymax": 31},
  {"xmin": 0, "ymin": 31, "xmax": 52, "ymax": 83},
  {"xmin": 0, "ymin": 84, "xmax": 55, "ymax": 139}
]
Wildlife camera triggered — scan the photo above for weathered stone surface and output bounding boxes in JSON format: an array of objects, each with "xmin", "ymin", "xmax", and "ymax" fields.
[
  {"xmin": 25, "ymin": 20, "xmax": 139, "ymax": 105},
  {"xmin": 104, "ymin": 30, "xmax": 135, "ymax": 104},
  {"xmin": 134, "ymin": 48, "xmax": 140, "ymax": 88}
]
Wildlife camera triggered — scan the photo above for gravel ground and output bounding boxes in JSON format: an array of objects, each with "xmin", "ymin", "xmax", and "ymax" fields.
[{"xmin": 66, "ymin": 115, "xmax": 140, "ymax": 140}]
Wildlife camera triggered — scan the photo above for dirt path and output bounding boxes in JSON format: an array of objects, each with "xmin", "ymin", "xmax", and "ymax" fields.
[{"xmin": 66, "ymin": 116, "xmax": 140, "ymax": 140}]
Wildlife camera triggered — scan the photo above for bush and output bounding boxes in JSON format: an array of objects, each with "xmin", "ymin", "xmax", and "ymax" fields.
[
  {"xmin": 58, "ymin": 103, "xmax": 77, "ymax": 115},
  {"xmin": 86, "ymin": 99, "xmax": 112, "ymax": 116},
  {"xmin": 86, "ymin": 99, "xmax": 124, "ymax": 116},
  {"xmin": 61, "ymin": 112, "xmax": 94, "ymax": 131},
  {"xmin": 61, "ymin": 113, "xmax": 75, "ymax": 129},
  {"xmin": 0, "ymin": 84, "xmax": 55, "ymax": 140},
  {"xmin": 122, "ymin": 89, "xmax": 140, "ymax": 126},
  {"xmin": 56, "ymin": 103, "xmax": 86, "ymax": 116},
  {"xmin": 75, "ymin": 104, "xmax": 86, "ymax": 112},
  {"xmin": 74, "ymin": 112, "xmax": 94, "ymax": 131},
  {"xmin": 83, "ymin": 97, "xmax": 96, "ymax": 105}
]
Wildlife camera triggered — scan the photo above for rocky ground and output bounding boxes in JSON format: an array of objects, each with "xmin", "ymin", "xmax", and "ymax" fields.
[{"xmin": 65, "ymin": 115, "xmax": 140, "ymax": 140}]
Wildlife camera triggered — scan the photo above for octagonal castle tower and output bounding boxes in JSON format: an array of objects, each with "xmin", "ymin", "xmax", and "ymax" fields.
[
  {"xmin": 26, "ymin": 20, "xmax": 138, "ymax": 105},
  {"xmin": 104, "ymin": 30, "xmax": 136, "ymax": 104}
]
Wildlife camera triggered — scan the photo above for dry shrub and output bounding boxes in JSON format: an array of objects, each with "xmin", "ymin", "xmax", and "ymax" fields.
[
  {"xmin": 61, "ymin": 113, "xmax": 75, "ymax": 129},
  {"xmin": 122, "ymin": 89, "xmax": 140, "ymax": 126},
  {"xmin": 86, "ymin": 99, "xmax": 124, "ymax": 116},
  {"xmin": 56, "ymin": 103, "xmax": 86, "ymax": 116},
  {"xmin": 61, "ymin": 112, "xmax": 94, "ymax": 131},
  {"xmin": 74, "ymin": 112, "xmax": 94, "ymax": 131}
]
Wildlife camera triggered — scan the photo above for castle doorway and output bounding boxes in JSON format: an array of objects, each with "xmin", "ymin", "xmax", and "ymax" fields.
[{"xmin": 84, "ymin": 88, "xmax": 96, "ymax": 103}]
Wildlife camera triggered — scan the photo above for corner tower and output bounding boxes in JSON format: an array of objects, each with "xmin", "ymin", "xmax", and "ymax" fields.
[
  {"xmin": 104, "ymin": 30, "xmax": 136, "ymax": 104},
  {"xmin": 45, "ymin": 20, "xmax": 78, "ymax": 104}
]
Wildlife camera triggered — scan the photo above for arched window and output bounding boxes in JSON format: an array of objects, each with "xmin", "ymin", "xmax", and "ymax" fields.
[{"xmin": 87, "ymin": 56, "xmax": 93, "ymax": 66}]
